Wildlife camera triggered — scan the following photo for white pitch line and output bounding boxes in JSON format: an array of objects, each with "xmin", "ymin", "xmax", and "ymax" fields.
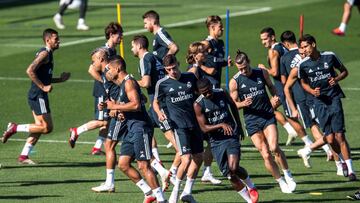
[
  {"xmin": 59, "ymin": 7, "xmax": 272, "ymax": 47},
  {"xmin": 6, "ymin": 138, "xmax": 360, "ymax": 154}
]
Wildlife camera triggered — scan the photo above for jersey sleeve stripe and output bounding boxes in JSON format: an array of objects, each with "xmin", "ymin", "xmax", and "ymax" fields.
[{"xmin": 158, "ymin": 30, "xmax": 172, "ymax": 45}]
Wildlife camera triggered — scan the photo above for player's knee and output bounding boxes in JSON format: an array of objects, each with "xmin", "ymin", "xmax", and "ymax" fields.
[
  {"xmin": 137, "ymin": 161, "xmax": 150, "ymax": 173},
  {"xmin": 261, "ymin": 150, "xmax": 272, "ymax": 161},
  {"xmin": 118, "ymin": 161, "xmax": 130, "ymax": 172},
  {"xmin": 42, "ymin": 124, "xmax": 53, "ymax": 134},
  {"xmin": 269, "ymin": 145, "xmax": 280, "ymax": 154}
]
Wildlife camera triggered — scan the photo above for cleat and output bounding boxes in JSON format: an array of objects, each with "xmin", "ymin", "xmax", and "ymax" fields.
[
  {"xmin": 297, "ymin": 148, "xmax": 311, "ymax": 168},
  {"xmin": 285, "ymin": 176, "xmax": 296, "ymax": 192},
  {"xmin": 349, "ymin": 173, "xmax": 357, "ymax": 181},
  {"xmin": 53, "ymin": 14, "xmax": 65, "ymax": 29},
  {"xmin": 285, "ymin": 134, "xmax": 296, "ymax": 146},
  {"xmin": 337, "ymin": 167, "xmax": 344, "ymax": 176},
  {"xmin": 77, "ymin": 23, "xmax": 89, "ymax": 31},
  {"xmin": 91, "ymin": 183, "xmax": 115, "ymax": 193},
  {"xmin": 18, "ymin": 156, "xmax": 36, "ymax": 165},
  {"xmin": 279, "ymin": 181, "xmax": 292, "ymax": 194},
  {"xmin": 2, "ymin": 122, "xmax": 17, "ymax": 143},
  {"xmin": 201, "ymin": 173, "xmax": 222, "ymax": 185},
  {"xmin": 68, "ymin": 128, "xmax": 78, "ymax": 148},
  {"xmin": 332, "ymin": 28, "xmax": 345, "ymax": 36},
  {"xmin": 347, "ymin": 191, "xmax": 360, "ymax": 200},
  {"xmin": 342, "ymin": 162, "xmax": 349, "ymax": 177},
  {"xmin": 180, "ymin": 193, "xmax": 197, "ymax": 203},
  {"xmin": 143, "ymin": 194, "xmax": 156, "ymax": 203},
  {"xmin": 169, "ymin": 190, "xmax": 179, "ymax": 203},
  {"xmin": 248, "ymin": 188, "xmax": 259, "ymax": 203},
  {"xmin": 160, "ymin": 170, "xmax": 172, "ymax": 192},
  {"xmin": 91, "ymin": 148, "xmax": 105, "ymax": 155}
]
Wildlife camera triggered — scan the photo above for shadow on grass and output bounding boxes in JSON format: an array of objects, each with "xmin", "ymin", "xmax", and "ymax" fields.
[
  {"xmin": 0, "ymin": 178, "xmax": 128, "ymax": 187},
  {"xmin": 0, "ymin": 195, "xmax": 62, "ymax": 200},
  {"xmin": 2, "ymin": 161, "xmax": 106, "ymax": 169}
]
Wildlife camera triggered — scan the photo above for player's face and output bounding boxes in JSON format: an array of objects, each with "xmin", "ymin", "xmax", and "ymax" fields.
[
  {"xmin": 260, "ymin": 33, "xmax": 273, "ymax": 49},
  {"xmin": 143, "ymin": 18, "xmax": 154, "ymax": 32},
  {"xmin": 198, "ymin": 85, "xmax": 213, "ymax": 98},
  {"xmin": 195, "ymin": 50, "xmax": 207, "ymax": 63},
  {"xmin": 106, "ymin": 64, "xmax": 118, "ymax": 81},
  {"xmin": 47, "ymin": 34, "xmax": 60, "ymax": 50},
  {"xmin": 298, "ymin": 46, "xmax": 306, "ymax": 59},
  {"xmin": 212, "ymin": 23, "xmax": 223, "ymax": 38},
  {"xmin": 131, "ymin": 41, "xmax": 139, "ymax": 57},
  {"xmin": 110, "ymin": 32, "xmax": 123, "ymax": 46},
  {"xmin": 300, "ymin": 41, "xmax": 315, "ymax": 57},
  {"xmin": 235, "ymin": 61, "xmax": 251, "ymax": 76},
  {"xmin": 165, "ymin": 64, "xmax": 180, "ymax": 79}
]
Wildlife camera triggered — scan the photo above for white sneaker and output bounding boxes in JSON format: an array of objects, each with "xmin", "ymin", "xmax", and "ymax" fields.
[
  {"xmin": 169, "ymin": 190, "xmax": 179, "ymax": 203},
  {"xmin": 279, "ymin": 181, "xmax": 292, "ymax": 194},
  {"xmin": 297, "ymin": 148, "xmax": 311, "ymax": 168},
  {"xmin": 91, "ymin": 183, "xmax": 115, "ymax": 193},
  {"xmin": 180, "ymin": 193, "xmax": 197, "ymax": 203},
  {"xmin": 77, "ymin": 22, "xmax": 89, "ymax": 31},
  {"xmin": 285, "ymin": 134, "xmax": 296, "ymax": 146},
  {"xmin": 285, "ymin": 176, "xmax": 296, "ymax": 192},
  {"xmin": 337, "ymin": 167, "xmax": 344, "ymax": 176},
  {"xmin": 53, "ymin": 14, "xmax": 65, "ymax": 29},
  {"xmin": 160, "ymin": 170, "xmax": 172, "ymax": 192},
  {"xmin": 201, "ymin": 173, "xmax": 222, "ymax": 185}
]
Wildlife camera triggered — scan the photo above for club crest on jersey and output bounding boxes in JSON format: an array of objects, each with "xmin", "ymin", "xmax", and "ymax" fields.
[
  {"xmin": 179, "ymin": 86, "xmax": 182, "ymax": 89},
  {"xmin": 219, "ymin": 100, "xmax": 225, "ymax": 107},
  {"xmin": 324, "ymin": 62, "xmax": 329, "ymax": 69},
  {"xmin": 257, "ymin": 79, "xmax": 262, "ymax": 84},
  {"xmin": 187, "ymin": 81, "xmax": 192, "ymax": 88}
]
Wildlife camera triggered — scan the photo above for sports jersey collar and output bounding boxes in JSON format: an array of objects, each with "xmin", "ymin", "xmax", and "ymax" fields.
[
  {"xmin": 289, "ymin": 47, "xmax": 298, "ymax": 51},
  {"xmin": 155, "ymin": 27, "xmax": 164, "ymax": 35},
  {"xmin": 206, "ymin": 35, "xmax": 214, "ymax": 40},
  {"xmin": 45, "ymin": 46, "xmax": 52, "ymax": 52}
]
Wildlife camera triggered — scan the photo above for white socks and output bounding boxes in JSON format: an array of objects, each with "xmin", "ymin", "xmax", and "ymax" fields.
[
  {"xmin": 152, "ymin": 148, "xmax": 161, "ymax": 162},
  {"xmin": 94, "ymin": 136, "xmax": 105, "ymax": 149},
  {"xmin": 242, "ymin": 176, "xmax": 255, "ymax": 189},
  {"xmin": 20, "ymin": 142, "xmax": 33, "ymax": 156},
  {"xmin": 301, "ymin": 135, "xmax": 313, "ymax": 146},
  {"xmin": 16, "ymin": 124, "xmax": 30, "ymax": 132},
  {"xmin": 238, "ymin": 187, "xmax": 252, "ymax": 203},
  {"xmin": 105, "ymin": 169, "xmax": 115, "ymax": 186},
  {"xmin": 76, "ymin": 124, "xmax": 88, "ymax": 136},
  {"xmin": 136, "ymin": 179, "xmax": 152, "ymax": 196},
  {"xmin": 345, "ymin": 159, "xmax": 355, "ymax": 175},
  {"xmin": 151, "ymin": 159, "xmax": 168, "ymax": 177},
  {"xmin": 152, "ymin": 187, "xmax": 165, "ymax": 201},
  {"xmin": 283, "ymin": 169, "xmax": 293, "ymax": 179},
  {"xmin": 339, "ymin": 22, "xmax": 347, "ymax": 32},
  {"xmin": 182, "ymin": 178, "xmax": 195, "ymax": 195},
  {"xmin": 283, "ymin": 122, "xmax": 297, "ymax": 137}
]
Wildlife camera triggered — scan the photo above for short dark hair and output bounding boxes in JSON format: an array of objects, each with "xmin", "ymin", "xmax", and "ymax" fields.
[
  {"xmin": 234, "ymin": 49, "xmax": 250, "ymax": 65},
  {"xmin": 197, "ymin": 77, "xmax": 211, "ymax": 90},
  {"xmin": 298, "ymin": 34, "xmax": 316, "ymax": 46},
  {"xmin": 163, "ymin": 54, "xmax": 178, "ymax": 67},
  {"xmin": 133, "ymin": 35, "xmax": 149, "ymax": 49},
  {"xmin": 109, "ymin": 55, "xmax": 126, "ymax": 71},
  {"xmin": 43, "ymin": 28, "xmax": 58, "ymax": 42},
  {"xmin": 280, "ymin": 30, "xmax": 296, "ymax": 43},
  {"xmin": 205, "ymin": 15, "xmax": 222, "ymax": 28},
  {"xmin": 105, "ymin": 22, "xmax": 123, "ymax": 40},
  {"xmin": 260, "ymin": 27, "xmax": 275, "ymax": 36},
  {"xmin": 142, "ymin": 10, "xmax": 160, "ymax": 25}
]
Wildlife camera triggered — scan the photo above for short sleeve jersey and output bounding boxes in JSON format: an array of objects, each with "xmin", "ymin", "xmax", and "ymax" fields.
[
  {"xmin": 233, "ymin": 68, "xmax": 274, "ymax": 118},
  {"xmin": 195, "ymin": 89, "xmax": 240, "ymax": 142},
  {"xmin": 280, "ymin": 48, "xmax": 307, "ymax": 102},
  {"xmin": 269, "ymin": 42, "xmax": 287, "ymax": 81},
  {"xmin": 138, "ymin": 52, "xmax": 166, "ymax": 97},
  {"xmin": 154, "ymin": 72, "xmax": 198, "ymax": 128},
  {"xmin": 28, "ymin": 47, "xmax": 53, "ymax": 99},
  {"xmin": 204, "ymin": 36, "xmax": 226, "ymax": 86},
  {"xmin": 153, "ymin": 28, "xmax": 173, "ymax": 64},
  {"xmin": 298, "ymin": 51, "xmax": 345, "ymax": 100}
]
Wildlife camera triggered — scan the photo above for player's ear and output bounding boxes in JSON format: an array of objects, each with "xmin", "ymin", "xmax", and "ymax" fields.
[{"xmin": 311, "ymin": 42, "xmax": 316, "ymax": 48}]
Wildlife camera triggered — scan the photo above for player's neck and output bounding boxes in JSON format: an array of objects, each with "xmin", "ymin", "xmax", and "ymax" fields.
[
  {"xmin": 115, "ymin": 72, "xmax": 127, "ymax": 85},
  {"xmin": 152, "ymin": 25, "xmax": 161, "ymax": 34},
  {"xmin": 310, "ymin": 51, "xmax": 320, "ymax": 60},
  {"xmin": 106, "ymin": 41, "xmax": 116, "ymax": 49},
  {"xmin": 138, "ymin": 49, "xmax": 147, "ymax": 59},
  {"xmin": 209, "ymin": 33, "xmax": 219, "ymax": 40}
]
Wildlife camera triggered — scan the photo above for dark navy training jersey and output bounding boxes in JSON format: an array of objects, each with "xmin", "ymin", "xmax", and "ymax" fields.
[
  {"xmin": 154, "ymin": 72, "xmax": 198, "ymax": 128},
  {"xmin": 280, "ymin": 48, "xmax": 307, "ymax": 103},
  {"xmin": 204, "ymin": 36, "xmax": 227, "ymax": 86},
  {"xmin": 269, "ymin": 42, "xmax": 287, "ymax": 81},
  {"xmin": 138, "ymin": 52, "xmax": 165, "ymax": 97},
  {"xmin": 153, "ymin": 28, "xmax": 174, "ymax": 64},
  {"xmin": 93, "ymin": 44, "xmax": 117, "ymax": 98},
  {"xmin": 117, "ymin": 74, "xmax": 151, "ymax": 131},
  {"xmin": 195, "ymin": 89, "xmax": 239, "ymax": 142},
  {"xmin": 28, "ymin": 47, "xmax": 53, "ymax": 99},
  {"xmin": 298, "ymin": 51, "xmax": 345, "ymax": 99},
  {"xmin": 233, "ymin": 68, "xmax": 273, "ymax": 118}
]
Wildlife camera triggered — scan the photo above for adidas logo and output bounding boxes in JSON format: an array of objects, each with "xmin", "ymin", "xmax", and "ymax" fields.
[
  {"xmin": 308, "ymin": 69, "xmax": 313, "ymax": 73},
  {"xmin": 169, "ymin": 88, "xmax": 174, "ymax": 92},
  {"xmin": 258, "ymin": 80, "xmax": 262, "ymax": 84},
  {"xmin": 241, "ymin": 84, "xmax": 246, "ymax": 88},
  {"xmin": 205, "ymin": 108, "xmax": 211, "ymax": 112}
]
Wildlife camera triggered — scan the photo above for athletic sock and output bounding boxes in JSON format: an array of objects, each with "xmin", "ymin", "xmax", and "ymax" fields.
[
  {"xmin": 105, "ymin": 169, "xmax": 115, "ymax": 186},
  {"xmin": 76, "ymin": 124, "xmax": 88, "ymax": 136},
  {"xmin": 170, "ymin": 165, "xmax": 178, "ymax": 175},
  {"xmin": 237, "ymin": 187, "xmax": 252, "ymax": 203},
  {"xmin": 152, "ymin": 148, "xmax": 161, "ymax": 162},
  {"xmin": 339, "ymin": 22, "xmax": 347, "ymax": 32},
  {"xmin": 203, "ymin": 166, "xmax": 211, "ymax": 176},
  {"xmin": 283, "ymin": 122, "xmax": 297, "ymax": 137},
  {"xmin": 345, "ymin": 159, "xmax": 355, "ymax": 174},
  {"xmin": 282, "ymin": 169, "xmax": 293, "ymax": 179},
  {"xmin": 301, "ymin": 135, "xmax": 313, "ymax": 146},
  {"xmin": 242, "ymin": 176, "xmax": 255, "ymax": 189},
  {"xmin": 16, "ymin": 124, "xmax": 30, "ymax": 133},
  {"xmin": 183, "ymin": 177, "xmax": 195, "ymax": 195},
  {"xmin": 173, "ymin": 177, "xmax": 182, "ymax": 191},
  {"xmin": 136, "ymin": 179, "xmax": 152, "ymax": 195},
  {"xmin": 321, "ymin": 144, "xmax": 331, "ymax": 154},
  {"xmin": 152, "ymin": 187, "xmax": 165, "ymax": 202},
  {"xmin": 20, "ymin": 142, "xmax": 33, "ymax": 156},
  {"xmin": 94, "ymin": 136, "xmax": 105, "ymax": 149},
  {"xmin": 151, "ymin": 159, "xmax": 168, "ymax": 177}
]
